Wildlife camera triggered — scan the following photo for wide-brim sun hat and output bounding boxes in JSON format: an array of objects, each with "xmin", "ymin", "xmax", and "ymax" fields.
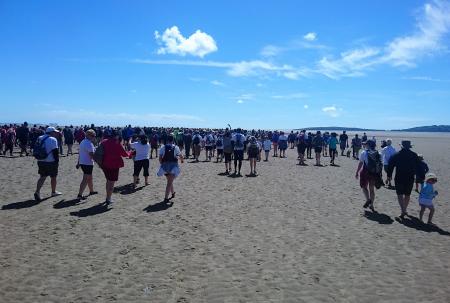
[
  {"xmin": 425, "ymin": 173, "xmax": 437, "ymax": 182},
  {"xmin": 45, "ymin": 126, "xmax": 57, "ymax": 134},
  {"xmin": 400, "ymin": 140, "xmax": 413, "ymax": 149}
]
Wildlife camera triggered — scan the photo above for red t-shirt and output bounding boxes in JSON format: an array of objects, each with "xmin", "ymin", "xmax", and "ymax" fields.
[{"xmin": 101, "ymin": 138, "xmax": 129, "ymax": 169}]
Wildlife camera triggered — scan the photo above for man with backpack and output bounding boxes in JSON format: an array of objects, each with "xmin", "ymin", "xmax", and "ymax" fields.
[
  {"xmin": 192, "ymin": 132, "xmax": 202, "ymax": 162},
  {"xmin": 355, "ymin": 139, "xmax": 383, "ymax": 212},
  {"xmin": 33, "ymin": 127, "xmax": 62, "ymax": 202},
  {"xmin": 386, "ymin": 140, "xmax": 421, "ymax": 219},
  {"xmin": 231, "ymin": 128, "xmax": 245, "ymax": 176}
]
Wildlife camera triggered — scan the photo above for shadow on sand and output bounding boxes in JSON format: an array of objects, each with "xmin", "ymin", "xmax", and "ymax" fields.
[
  {"xmin": 113, "ymin": 183, "xmax": 144, "ymax": 195},
  {"xmin": 395, "ymin": 215, "xmax": 450, "ymax": 236},
  {"xmin": 2, "ymin": 197, "xmax": 50, "ymax": 210},
  {"xmin": 363, "ymin": 210, "xmax": 394, "ymax": 224},
  {"xmin": 70, "ymin": 203, "xmax": 111, "ymax": 217},
  {"xmin": 143, "ymin": 200, "xmax": 173, "ymax": 212},
  {"xmin": 54, "ymin": 198, "xmax": 83, "ymax": 209}
]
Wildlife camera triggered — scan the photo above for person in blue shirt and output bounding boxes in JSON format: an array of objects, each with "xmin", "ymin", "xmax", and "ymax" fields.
[
  {"xmin": 419, "ymin": 173, "xmax": 438, "ymax": 225},
  {"xmin": 328, "ymin": 132, "xmax": 339, "ymax": 166}
]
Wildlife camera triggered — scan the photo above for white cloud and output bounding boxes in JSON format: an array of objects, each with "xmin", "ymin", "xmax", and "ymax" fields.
[
  {"xmin": 304, "ymin": 32, "xmax": 317, "ymax": 41},
  {"xmin": 130, "ymin": 89, "xmax": 137, "ymax": 93},
  {"xmin": 304, "ymin": 104, "xmax": 309, "ymax": 109},
  {"xmin": 133, "ymin": 58, "xmax": 306, "ymax": 80},
  {"xmin": 322, "ymin": 106, "xmax": 343, "ymax": 118},
  {"xmin": 237, "ymin": 100, "xmax": 244, "ymax": 104},
  {"xmin": 383, "ymin": 0, "xmax": 450, "ymax": 66},
  {"xmin": 211, "ymin": 80, "xmax": 225, "ymax": 86},
  {"xmin": 260, "ymin": 45, "xmax": 283, "ymax": 57},
  {"xmin": 317, "ymin": 47, "xmax": 380, "ymax": 79},
  {"xmin": 272, "ymin": 93, "xmax": 308, "ymax": 100},
  {"xmin": 402, "ymin": 75, "xmax": 449, "ymax": 82},
  {"xmin": 154, "ymin": 26, "xmax": 217, "ymax": 58},
  {"xmin": 233, "ymin": 94, "xmax": 254, "ymax": 100}
]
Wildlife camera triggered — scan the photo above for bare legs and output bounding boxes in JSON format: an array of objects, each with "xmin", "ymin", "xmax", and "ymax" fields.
[
  {"xmin": 78, "ymin": 174, "xmax": 94, "ymax": 196},
  {"xmin": 106, "ymin": 180, "xmax": 115, "ymax": 202},
  {"xmin": 419, "ymin": 206, "xmax": 434, "ymax": 223},
  {"xmin": 397, "ymin": 194, "xmax": 411, "ymax": 217},
  {"xmin": 164, "ymin": 174, "xmax": 175, "ymax": 201}
]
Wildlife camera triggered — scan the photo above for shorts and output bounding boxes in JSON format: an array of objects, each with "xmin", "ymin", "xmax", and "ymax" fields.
[
  {"xmin": 133, "ymin": 159, "xmax": 149, "ymax": 177},
  {"xmin": 314, "ymin": 147, "xmax": 322, "ymax": 154},
  {"xmin": 248, "ymin": 151, "xmax": 258, "ymax": 159},
  {"xmin": 419, "ymin": 197, "xmax": 434, "ymax": 207},
  {"xmin": 329, "ymin": 148, "xmax": 337, "ymax": 156},
  {"xmin": 383, "ymin": 165, "xmax": 389, "ymax": 173},
  {"xmin": 415, "ymin": 177, "xmax": 425, "ymax": 184},
  {"xmin": 359, "ymin": 168, "xmax": 377, "ymax": 188},
  {"xmin": 395, "ymin": 178, "xmax": 414, "ymax": 196},
  {"xmin": 234, "ymin": 150, "xmax": 244, "ymax": 161},
  {"xmin": 80, "ymin": 164, "xmax": 93, "ymax": 175},
  {"xmin": 217, "ymin": 149, "xmax": 224, "ymax": 155},
  {"xmin": 103, "ymin": 167, "xmax": 120, "ymax": 182},
  {"xmin": 340, "ymin": 143, "xmax": 346, "ymax": 149},
  {"xmin": 38, "ymin": 161, "xmax": 59, "ymax": 177},
  {"xmin": 205, "ymin": 146, "xmax": 213, "ymax": 151},
  {"xmin": 297, "ymin": 144, "xmax": 306, "ymax": 154},
  {"xmin": 224, "ymin": 152, "xmax": 232, "ymax": 163}
]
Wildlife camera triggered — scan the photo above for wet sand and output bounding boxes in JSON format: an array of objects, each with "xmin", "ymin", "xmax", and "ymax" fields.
[{"xmin": 1, "ymin": 133, "xmax": 449, "ymax": 302}]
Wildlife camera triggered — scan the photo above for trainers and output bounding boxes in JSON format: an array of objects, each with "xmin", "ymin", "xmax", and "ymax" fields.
[
  {"xmin": 363, "ymin": 200, "xmax": 371, "ymax": 208},
  {"xmin": 77, "ymin": 194, "xmax": 87, "ymax": 201},
  {"xmin": 89, "ymin": 191, "xmax": 98, "ymax": 196},
  {"xmin": 34, "ymin": 192, "xmax": 41, "ymax": 202},
  {"xmin": 51, "ymin": 191, "xmax": 63, "ymax": 197}
]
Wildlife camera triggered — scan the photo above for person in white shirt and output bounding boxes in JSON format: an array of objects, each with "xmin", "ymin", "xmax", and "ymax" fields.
[
  {"xmin": 130, "ymin": 134, "xmax": 151, "ymax": 187},
  {"xmin": 204, "ymin": 132, "xmax": 214, "ymax": 161},
  {"xmin": 157, "ymin": 135, "xmax": 184, "ymax": 204},
  {"xmin": 262, "ymin": 136, "xmax": 272, "ymax": 161},
  {"xmin": 381, "ymin": 138, "xmax": 396, "ymax": 187},
  {"xmin": 76, "ymin": 129, "xmax": 97, "ymax": 200},
  {"xmin": 34, "ymin": 127, "xmax": 62, "ymax": 202}
]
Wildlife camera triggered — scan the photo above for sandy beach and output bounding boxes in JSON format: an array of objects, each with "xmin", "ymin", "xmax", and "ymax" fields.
[{"xmin": 1, "ymin": 132, "xmax": 449, "ymax": 303}]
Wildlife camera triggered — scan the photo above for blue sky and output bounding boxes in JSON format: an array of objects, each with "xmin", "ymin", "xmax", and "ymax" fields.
[{"xmin": 1, "ymin": 0, "xmax": 450, "ymax": 129}]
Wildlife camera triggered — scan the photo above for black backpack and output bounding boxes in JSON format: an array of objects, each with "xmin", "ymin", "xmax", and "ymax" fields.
[
  {"xmin": 193, "ymin": 136, "xmax": 200, "ymax": 145},
  {"xmin": 216, "ymin": 138, "xmax": 223, "ymax": 148},
  {"xmin": 162, "ymin": 144, "xmax": 177, "ymax": 162},
  {"xmin": 33, "ymin": 135, "xmax": 50, "ymax": 160},
  {"xmin": 366, "ymin": 150, "xmax": 382, "ymax": 175}
]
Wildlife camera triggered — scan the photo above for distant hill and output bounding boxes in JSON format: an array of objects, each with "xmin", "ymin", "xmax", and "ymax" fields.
[
  {"xmin": 295, "ymin": 126, "xmax": 382, "ymax": 132},
  {"xmin": 395, "ymin": 125, "xmax": 450, "ymax": 132}
]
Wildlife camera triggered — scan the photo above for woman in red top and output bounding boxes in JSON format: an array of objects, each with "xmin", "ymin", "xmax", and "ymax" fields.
[{"xmin": 101, "ymin": 129, "xmax": 129, "ymax": 205}]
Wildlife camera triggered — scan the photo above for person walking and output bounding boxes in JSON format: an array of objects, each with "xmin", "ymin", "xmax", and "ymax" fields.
[
  {"xmin": 231, "ymin": 128, "xmax": 246, "ymax": 176},
  {"xmin": 76, "ymin": 129, "xmax": 97, "ymax": 200},
  {"xmin": 157, "ymin": 135, "xmax": 183, "ymax": 204},
  {"xmin": 63, "ymin": 126, "xmax": 75, "ymax": 156},
  {"xmin": 17, "ymin": 122, "xmax": 30, "ymax": 157},
  {"xmin": 130, "ymin": 134, "xmax": 151, "ymax": 188},
  {"xmin": 247, "ymin": 136, "xmax": 259, "ymax": 176},
  {"xmin": 355, "ymin": 140, "xmax": 382, "ymax": 211},
  {"xmin": 99, "ymin": 129, "xmax": 130, "ymax": 206},
  {"xmin": 387, "ymin": 140, "xmax": 421, "ymax": 219},
  {"xmin": 328, "ymin": 132, "xmax": 339, "ymax": 165},
  {"xmin": 312, "ymin": 131, "xmax": 324, "ymax": 166},
  {"xmin": 222, "ymin": 130, "xmax": 233, "ymax": 174},
  {"xmin": 351, "ymin": 134, "xmax": 362, "ymax": 160},
  {"xmin": 33, "ymin": 127, "xmax": 62, "ymax": 201},
  {"xmin": 380, "ymin": 139, "xmax": 396, "ymax": 187},
  {"xmin": 418, "ymin": 173, "xmax": 438, "ymax": 225},
  {"xmin": 296, "ymin": 131, "xmax": 307, "ymax": 165},
  {"xmin": 339, "ymin": 131, "xmax": 349, "ymax": 156}
]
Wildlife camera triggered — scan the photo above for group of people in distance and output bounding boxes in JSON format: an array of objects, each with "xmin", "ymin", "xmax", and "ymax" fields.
[
  {"xmin": 355, "ymin": 138, "xmax": 438, "ymax": 225},
  {"xmin": 1, "ymin": 123, "xmax": 440, "ymax": 224}
]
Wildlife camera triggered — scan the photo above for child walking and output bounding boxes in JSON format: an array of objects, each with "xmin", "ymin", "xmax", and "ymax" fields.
[{"xmin": 419, "ymin": 173, "xmax": 438, "ymax": 225}]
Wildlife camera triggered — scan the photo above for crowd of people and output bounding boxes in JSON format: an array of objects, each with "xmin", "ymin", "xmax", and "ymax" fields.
[{"xmin": 0, "ymin": 123, "xmax": 439, "ymax": 224}]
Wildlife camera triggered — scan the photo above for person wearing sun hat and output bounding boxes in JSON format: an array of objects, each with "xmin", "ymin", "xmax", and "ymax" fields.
[
  {"xmin": 33, "ymin": 127, "xmax": 62, "ymax": 202},
  {"xmin": 418, "ymin": 172, "xmax": 438, "ymax": 225},
  {"xmin": 387, "ymin": 139, "xmax": 421, "ymax": 219}
]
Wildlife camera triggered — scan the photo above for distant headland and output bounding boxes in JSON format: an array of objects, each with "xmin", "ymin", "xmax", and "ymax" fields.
[{"xmin": 296, "ymin": 125, "xmax": 450, "ymax": 133}]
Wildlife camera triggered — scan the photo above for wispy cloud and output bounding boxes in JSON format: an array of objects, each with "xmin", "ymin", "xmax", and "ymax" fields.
[
  {"xmin": 303, "ymin": 32, "xmax": 317, "ymax": 41},
  {"xmin": 304, "ymin": 104, "xmax": 309, "ymax": 109},
  {"xmin": 233, "ymin": 93, "xmax": 254, "ymax": 100},
  {"xmin": 154, "ymin": 26, "xmax": 217, "ymax": 58},
  {"xmin": 271, "ymin": 93, "xmax": 308, "ymax": 100},
  {"xmin": 42, "ymin": 109, "xmax": 203, "ymax": 126},
  {"xmin": 322, "ymin": 106, "xmax": 343, "ymax": 118},
  {"xmin": 132, "ymin": 58, "xmax": 307, "ymax": 80},
  {"xmin": 211, "ymin": 80, "xmax": 225, "ymax": 86},
  {"xmin": 401, "ymin": 75, "xmax": 450, "ymax": 82},
  {"xmin": 237, "ymin": 100, "xmax": 244, "ymax": 104},
  {"xmin": 383, "ymin": 1, "xmax": 450, "ymax": 66}
]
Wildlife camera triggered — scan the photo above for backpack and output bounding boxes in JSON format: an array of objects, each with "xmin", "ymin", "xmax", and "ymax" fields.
[
  {"xmin": 366, "ymin": 150, "xmax": 382, "ymax": 176},
  {"xmin": 223, "ymin": 137, "xmax": 233, "ymax": 153},
  {"xmin": 193, "ymin": 136, "xmax": 200, "ymax": 145},
  {"xmin": 248, "ymin": 142, "xmax": 258, "ymax": 154},
  {"xmin": 234, "ymin": 134, "xmax": 244, "ymax": 149},
  {"xmin": 162, "ymin": 144, "xmax": 177, "ymax": 162},
  {"xmin": 33, "ymin": 135, "xmax": 50, "ymax": 160},
  {"xmin": 216, "ymin": 138, "xmax": 223, "ymax": 148},
  {"xmin": 151, "ymin": 135, "xmax": 158, "ymax": 146},
  {"xmin": 93, "ymin": 143, "xmax": 104, "ymax": 166},
  {"xmin": 205, "ymin": 135, "xmax": 212, "ymax": 145}
]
